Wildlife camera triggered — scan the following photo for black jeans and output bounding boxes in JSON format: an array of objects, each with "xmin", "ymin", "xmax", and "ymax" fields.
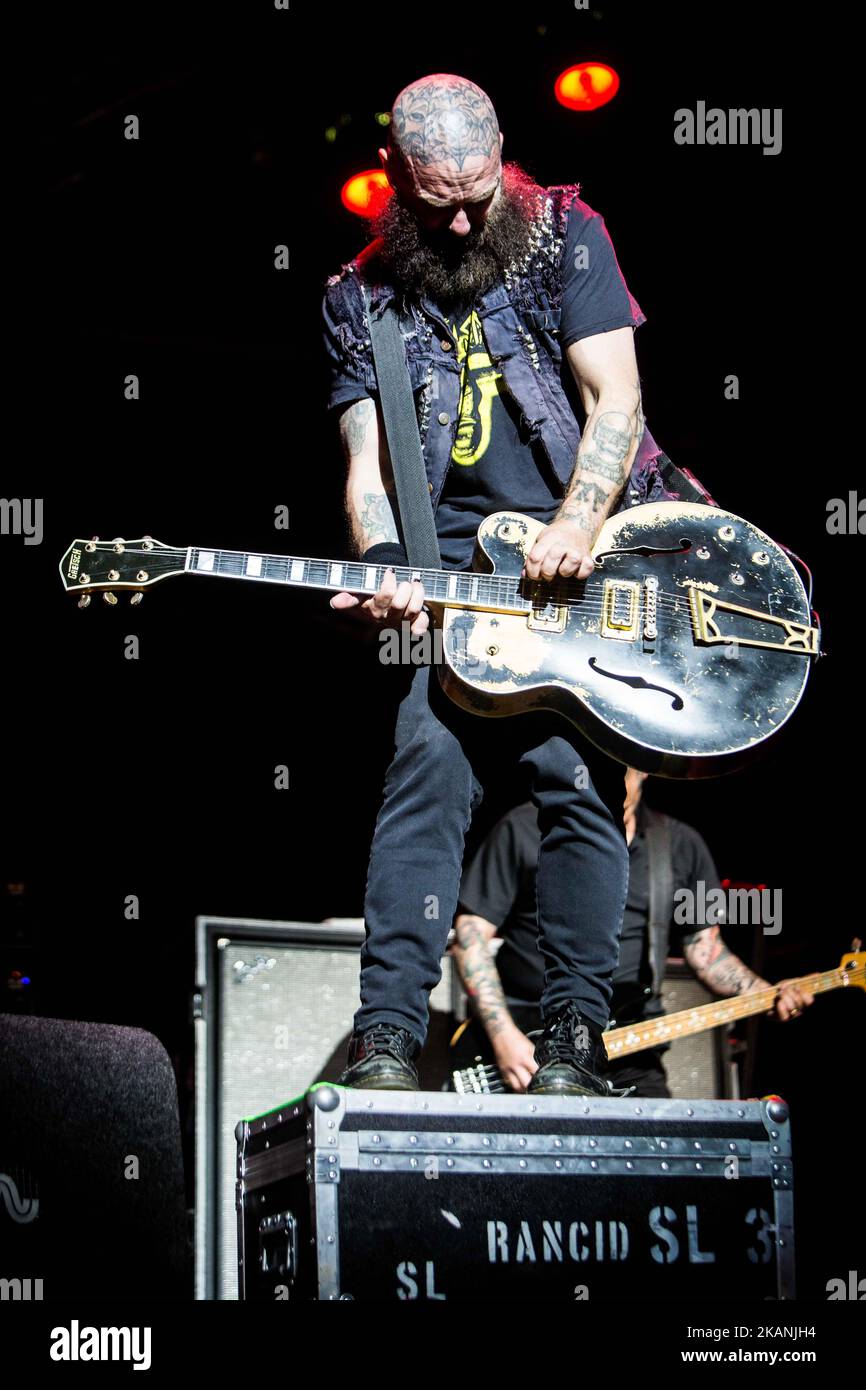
[{"xmin": 355, "ymin": 659, "xmax": 629, "ymax": 1047}]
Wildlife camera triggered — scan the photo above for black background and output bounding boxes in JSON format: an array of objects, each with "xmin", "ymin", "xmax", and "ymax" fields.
[{"xmin": 3, "ymin": 0, "xmax": 861, "ymax": 1298}]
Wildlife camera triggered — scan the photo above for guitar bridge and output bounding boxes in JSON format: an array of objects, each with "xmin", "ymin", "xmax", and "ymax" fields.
[{"xmin": 527, "ymin": 597, "xmax": 567, "ymax": 632}]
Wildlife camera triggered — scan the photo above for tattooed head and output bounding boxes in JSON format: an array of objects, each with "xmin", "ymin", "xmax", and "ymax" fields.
[
  {"xmin": 387, "ymin": 73, "xmax": 501, "ymax": 184},
  {"xmin": 372, "ymin": 74, "xmax": 541, "ymax": 309}
]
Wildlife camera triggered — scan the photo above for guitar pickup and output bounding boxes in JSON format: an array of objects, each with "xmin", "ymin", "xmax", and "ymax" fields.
[{"xmin": 601, "ymin": 579, "xmax": 640, "ymax": 642}]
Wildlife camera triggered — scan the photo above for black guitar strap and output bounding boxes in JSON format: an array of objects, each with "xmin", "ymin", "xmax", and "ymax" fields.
[
  {"xmin": 362, "ymin": 282, "xmax": 441, "ymax": 569},
  {"xmin": 644, "ymin": 809, "xmax": 675, "ymax": 999},
  {"xmin": 654, "ymin": 453, "xmax": 719, "ymax": 508}
]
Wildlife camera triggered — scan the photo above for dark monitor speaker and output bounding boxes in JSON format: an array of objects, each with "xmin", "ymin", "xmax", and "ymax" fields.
[{"xmin": 0, "ymin": 1014, "xmax": 190, "ymax": 1300}]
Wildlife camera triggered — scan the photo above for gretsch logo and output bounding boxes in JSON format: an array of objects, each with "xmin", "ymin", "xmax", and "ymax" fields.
[{"xmin": 67, "ymin": 548, "xmax": 82, "ymax": 580}]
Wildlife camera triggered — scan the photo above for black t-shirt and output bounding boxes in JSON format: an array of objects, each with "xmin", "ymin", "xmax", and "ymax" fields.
[
  {"xmin": 433, "ymin": 201, "xmax": 645, "ymax": 570},
  {"xmin": 434, "ymin": 301, "xmax": 564, "ymax": 569},
  {"xmin": 558, "ymin": 198, "xmax": 646, "ymax": 348},
  {"xmin": 457, "ymin": 799, "xmax": 722, "ymax": 1019}
]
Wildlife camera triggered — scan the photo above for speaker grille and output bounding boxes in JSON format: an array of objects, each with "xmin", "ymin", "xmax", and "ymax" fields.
[
  {"xmin": 659, "ymin": 960, "xmax": 727, "ymax": 1100},
  {"xmin": 196, "ymin": 918, "xmax": 454, "ymax": 1300}
]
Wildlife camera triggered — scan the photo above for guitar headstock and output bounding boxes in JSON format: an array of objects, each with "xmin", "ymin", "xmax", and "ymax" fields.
[
  {"xmin": 839, "ymin": 940, "xmax": 866, "ymax": 990},
  {"xmin": 59, "ymin": 537, "xmax": 183, "ymax": 607}
]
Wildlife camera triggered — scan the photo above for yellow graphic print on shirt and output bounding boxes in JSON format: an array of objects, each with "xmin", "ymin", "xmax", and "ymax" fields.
[{"xmin": 450, "ymin": 308, "xmax": 502, "ymax": 467}]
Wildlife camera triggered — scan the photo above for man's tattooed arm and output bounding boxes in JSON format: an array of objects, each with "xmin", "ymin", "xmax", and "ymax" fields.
[
  {"xmin": 452, "ymin": 915, "xmax": 516, "ymax": 1041},
  {"xmin": 337, "ymin": 398, "xmax": 400, "ymax": 555},
  {"xmin": 341, "ymin": 397, "xmax": 375, "ymax": 456},
  {"xmin": 683, "ymin": 926, "xmax": 770, "ymax": 997},
  {"xmin": 355, "ymin": 493, "xmax": 399, "ymax": 550},
  {"xmin": 556, "ymin": 380, "xmax": 645, "ymax": 537}
]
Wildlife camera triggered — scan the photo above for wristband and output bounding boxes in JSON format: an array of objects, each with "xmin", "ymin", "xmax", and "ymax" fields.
[{"xmin": 361, "ymin": 541, "xmax": 409, "ymax": 568}]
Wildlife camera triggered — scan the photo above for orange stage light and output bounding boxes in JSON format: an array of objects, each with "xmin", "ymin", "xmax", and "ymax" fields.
[
  {"xmin": 340, "ymin": 169, "xmax": 392, "ymax": 219},
  {"xmin": 555, "ymin": 62, "xmax": 620, "ymax": 112}
]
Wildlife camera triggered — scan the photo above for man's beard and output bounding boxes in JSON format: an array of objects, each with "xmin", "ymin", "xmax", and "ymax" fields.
[{"xmin": 373, "ymin": 161, "xmax": 541, "ymax": 310}]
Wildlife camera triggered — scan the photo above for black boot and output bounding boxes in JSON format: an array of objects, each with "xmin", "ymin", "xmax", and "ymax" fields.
[
  {"xmin": 338, "ymin": 1022, "xmax": 422, "ymax": 1091},
  {"xmin": 527, "ymin": 1001, "xmax": 635, "ymax": 1098}
]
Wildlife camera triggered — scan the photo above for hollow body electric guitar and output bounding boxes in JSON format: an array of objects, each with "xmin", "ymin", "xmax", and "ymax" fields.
[
  {"xmin": 60, "ymin": 501, "xmax": 819, "ymax": 777},
  {"xmin": 450, "ymin": 949, "xmax": 865, "ymax": 1095}
]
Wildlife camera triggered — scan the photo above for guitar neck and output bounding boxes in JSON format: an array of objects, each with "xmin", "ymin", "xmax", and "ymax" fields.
[
  {"xmin": 187, "ymin": 546, "xmax": 536, "ymax": 614},
  {"xmin": 603, "ymin": 966, "xmax": 849, "ymax": 1060}
]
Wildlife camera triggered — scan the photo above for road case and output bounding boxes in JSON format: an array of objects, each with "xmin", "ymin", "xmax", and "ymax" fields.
[{"xmin": 236, "ymin": 1085, "xmax": 794, "ymax": 1301}]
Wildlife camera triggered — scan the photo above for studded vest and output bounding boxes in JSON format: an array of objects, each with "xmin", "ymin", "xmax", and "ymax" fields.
[{"xmin": 323, "ymin": 183, "xmax": 712, "ymax": 516}]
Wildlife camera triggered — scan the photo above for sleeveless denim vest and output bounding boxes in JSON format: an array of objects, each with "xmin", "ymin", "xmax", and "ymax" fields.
[{"xmin": 323, "ymin": 183, "xmax": 711, "ymax": 516}]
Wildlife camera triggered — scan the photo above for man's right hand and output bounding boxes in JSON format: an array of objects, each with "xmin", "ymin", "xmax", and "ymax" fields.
[
  {"xmin": 330, "ymin": 569, "xmax": 429, "ymax": 636},
  {"xmin": 492, "ymin": 1024, "xmax": 539, "ymax": 1093}
]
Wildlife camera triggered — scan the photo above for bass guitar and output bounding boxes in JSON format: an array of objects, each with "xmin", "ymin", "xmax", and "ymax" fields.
[{"xmin": 450, "ymin": 947, "xmax": 864, "ymax": 1095}]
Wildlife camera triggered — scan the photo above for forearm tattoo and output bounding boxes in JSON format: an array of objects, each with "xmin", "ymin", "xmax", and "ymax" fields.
[
  {"xmin": 340, "ymin": 398, "xmax": 375, "ymax": 457},
  {"xmin": 558, "ymin": 386, "xmax": 644, "ymax": 532},
  {"xmin": 357, "ymin": 492, "xmax": 398, "ymax": 548},
  {"xmin": 453, "ymin": 916, "xmax": 512, "ymax": 1039},
  {"xmin": 565, "ymin": 479, "xmax": 609, "ymax": 512},
  {"xmin": 684, "ymin": 927, "xmax": 762, "ymax": 998},
  {"xmin": 338, "ymin": 399, "xmax": 398, "ymax": 553},
  {"xmin": 578, "ymin": 412, "xmax": 634, "ymax": 480}
]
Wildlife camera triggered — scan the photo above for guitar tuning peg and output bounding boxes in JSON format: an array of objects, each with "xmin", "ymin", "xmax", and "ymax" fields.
[
  {"xmin": 103, "ymin": 592, "xmax": 118, "ymax": 606},
  {"xmin": 77, "ymin": 594, "xmax": 91, "ymax": 609},
  {"xmin": 130, "ymin": 592, "xmax": 143, "ymax": 605}
]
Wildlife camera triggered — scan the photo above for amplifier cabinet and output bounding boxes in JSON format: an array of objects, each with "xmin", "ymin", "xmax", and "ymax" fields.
[
  {"xmin": 237, "ymin": 1086, "xmax": 794, "ymax": 1302},
  {"xmin": 658, "ymin": 959, "xmax": 729, "ymax": 1099},
  {"xmin": 194, "ymin": 915, "xmax": 459, "ymax": 1299}
]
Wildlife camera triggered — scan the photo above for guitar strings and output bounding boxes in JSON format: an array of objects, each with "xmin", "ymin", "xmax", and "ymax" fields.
[
  {"xmin": 102, "ymin": 547, "xmax": 748, "ymax": 615},
  {"xmin": 88, "ymin": 546, "xmax": 801, "ymax": 633}
]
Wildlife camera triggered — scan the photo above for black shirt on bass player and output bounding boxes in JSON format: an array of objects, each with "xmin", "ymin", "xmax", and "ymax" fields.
[{"xmin": 457, "ymin": 799, "xmax": 722, "ymax": 1020}]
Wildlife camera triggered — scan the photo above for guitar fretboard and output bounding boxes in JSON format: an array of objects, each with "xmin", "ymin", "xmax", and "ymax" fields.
[
  {"xmin": 604, "ymin": 964, "xmax": 863, "ymax": 1059},
  {"xmin": 188, "ymin": 546, "xmax": 571, "ymax": 613}
]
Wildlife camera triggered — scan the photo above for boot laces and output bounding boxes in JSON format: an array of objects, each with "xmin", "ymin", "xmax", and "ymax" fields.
[
  {"xmin": 542, "ymin": 1006, "xmax": 596, "ymax": 1064},
  {"xmin": 362, "ymin": 1023, "xmax": 413, "ymax": 1057}
]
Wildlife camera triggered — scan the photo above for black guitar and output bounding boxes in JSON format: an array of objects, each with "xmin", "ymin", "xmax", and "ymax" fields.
[{"xmin": 60, "ymin": 501, "xmax": 819, "ymax": 777}]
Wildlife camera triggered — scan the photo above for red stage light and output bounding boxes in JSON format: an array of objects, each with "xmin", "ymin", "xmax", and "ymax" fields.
[
  {"xmin": 555, "ymin": 62, "xmax": 620, "ymax": 112},
  {"xmin": 340, "ymin": 169, "xmax": 392, "ymax": 219}
]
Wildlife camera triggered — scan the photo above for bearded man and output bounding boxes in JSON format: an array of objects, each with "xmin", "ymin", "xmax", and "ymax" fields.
[{"xmin": 322, "ymin": 73, "xmax": 699, "ymax": 1095}]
